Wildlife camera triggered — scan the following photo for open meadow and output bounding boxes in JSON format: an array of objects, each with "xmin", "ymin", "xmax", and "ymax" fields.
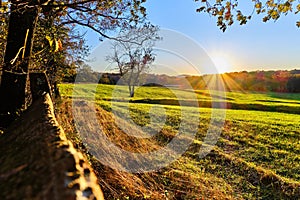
[{"xmin": 57, "ymin": 83, "xmax": 300, "ymax": 199}]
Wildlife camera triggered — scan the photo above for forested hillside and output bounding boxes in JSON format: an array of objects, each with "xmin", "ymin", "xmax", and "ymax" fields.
[{"xmin": 70, "ymin": 69, "xmax": 300, "ymax": 93}]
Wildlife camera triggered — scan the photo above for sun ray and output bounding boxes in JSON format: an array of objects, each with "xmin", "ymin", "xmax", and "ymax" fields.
[{"xmin": 221, "ymin": 73, "xmax": 246, "ymax": 93}]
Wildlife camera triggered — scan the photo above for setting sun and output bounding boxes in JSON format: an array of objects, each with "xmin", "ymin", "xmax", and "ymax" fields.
[{"xmin": 211, "ymin": 55, "xmax": 232, "ymax": 74}]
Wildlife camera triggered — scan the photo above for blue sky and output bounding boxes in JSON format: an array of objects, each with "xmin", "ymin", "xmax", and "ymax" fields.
[{"xmin": 86, "ymin": 0, "xmax": 300, "ymax": 74}]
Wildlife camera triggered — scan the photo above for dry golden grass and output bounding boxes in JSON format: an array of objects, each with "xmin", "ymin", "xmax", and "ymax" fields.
[
  {"xmin": 56, "ymin": 99, "xmax": 236, "ymax": 199},
  {"xmin": 56, "ymin": 97, "xmax": 300, "ymax": 199}
]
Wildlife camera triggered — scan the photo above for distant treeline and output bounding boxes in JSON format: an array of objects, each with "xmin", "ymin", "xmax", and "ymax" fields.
[
  {"xmin": 63, "ymin": 69, "xmax": 300, "ymax": 93},
  {"xmin": 187, "ymin": 69, "xmax": 300, "ymax": 93}
]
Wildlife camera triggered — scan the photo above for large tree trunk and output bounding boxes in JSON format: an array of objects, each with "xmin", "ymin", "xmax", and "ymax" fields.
[{"xmin": 0, "ymin": 1, "xmax": 38, "ymax": 128}]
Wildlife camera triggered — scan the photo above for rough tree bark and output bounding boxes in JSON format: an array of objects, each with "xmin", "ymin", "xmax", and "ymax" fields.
[{"xmin": 0, "ymin": 1, "xmax": 39, "ymax": 128}]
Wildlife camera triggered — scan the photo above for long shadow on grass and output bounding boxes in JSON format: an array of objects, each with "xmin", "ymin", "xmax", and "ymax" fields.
[{"xmin": 100, "ymin": 98, "xmax": 300, "ymax": 115}]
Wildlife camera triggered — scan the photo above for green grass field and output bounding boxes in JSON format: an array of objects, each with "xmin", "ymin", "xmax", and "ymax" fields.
[{"xmin": 58, "ymin": 83, "xmax": 300, "ymax": 199}]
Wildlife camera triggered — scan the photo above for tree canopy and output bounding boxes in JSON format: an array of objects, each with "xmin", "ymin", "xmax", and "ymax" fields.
[
  {"xmin": 195, "ymin": 0, "xmax": 300, "ymax": 31},
  {"xmin": 0, "ymin": 0, "xmax": 148, "ymax": 128}
]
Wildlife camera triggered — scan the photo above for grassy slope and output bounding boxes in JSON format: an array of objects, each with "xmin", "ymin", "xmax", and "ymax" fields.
[
  {"xmin": 57, "ymin": 83, "xmax": 300, "ymax": 199},
  {"xmin": 61, "ymin": 83, "xmax": 300, "ymax": 113}
]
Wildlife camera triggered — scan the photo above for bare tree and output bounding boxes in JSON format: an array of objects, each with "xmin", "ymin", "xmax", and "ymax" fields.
[{"xmin": 106, "ymin": 24, "xmax": 160, "ymax": 97}]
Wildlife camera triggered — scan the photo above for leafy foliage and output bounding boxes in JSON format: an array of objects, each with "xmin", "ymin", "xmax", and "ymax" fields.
[
  {"xmin": 0, "ymin": 2, "xmax": 9, "ymax": 67},
  {"xmin": 195, "ymin": 0, "xmax": 300, "ymax": 31},
  {"xmin": 0, "ymin": 0, "xmax": 149, "ymax": 87},
  {"xmin": 40, "ymin": 0, "xmax": 147, "ymax": 39},
  {"xmin": 31, "ymin": 13, "xmax": 89, "ymax": 85}
]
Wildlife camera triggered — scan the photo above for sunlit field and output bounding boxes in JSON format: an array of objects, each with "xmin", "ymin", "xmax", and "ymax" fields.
[{"xmin": 57, "ymin": 83, "xmax": 300, "ymax": 199}]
